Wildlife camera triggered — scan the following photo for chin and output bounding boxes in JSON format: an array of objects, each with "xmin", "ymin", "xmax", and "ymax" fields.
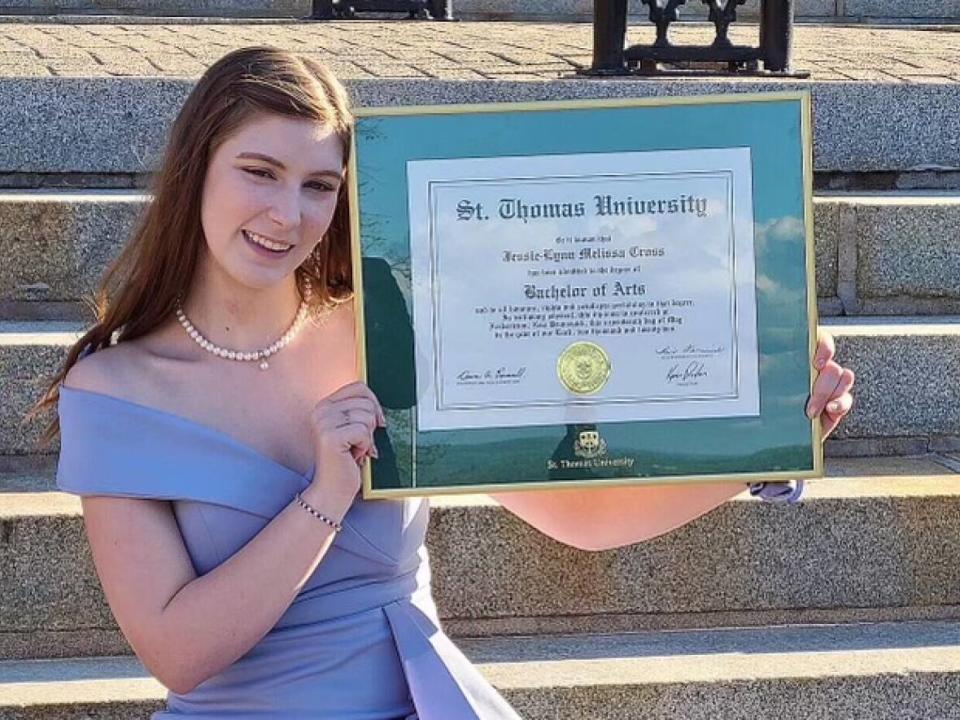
[{"xmin": 228, "ymin": 267, "xmax": 295, "ymax": 292}]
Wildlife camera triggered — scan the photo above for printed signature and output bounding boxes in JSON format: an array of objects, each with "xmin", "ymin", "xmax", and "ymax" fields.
[
  {"xmin": 457, "ymin": 367, "xmax": 528, "ymax": 384},
  {"xmin": 656, "ymin": 343, "xmax": 724, "ymax": 358},
  {"xmin": 665, "ymin": 362, "xmax": 709, "ymax": 385}
]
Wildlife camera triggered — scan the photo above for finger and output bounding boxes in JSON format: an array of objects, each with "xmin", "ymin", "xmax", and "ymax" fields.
[
  {"xmin": 323, "ymin": 400, "xmax": 378, "ymax": 424},
  {"xmin": 328, "ymin": 415, "xmax": 378, "ymax": 458},
  {"xmin": 335, "ymin": 423, "xmax": 377, "ymax": 457},
  {"xmin": 834, "ymin": 367, "xmax": 855, "ymax": 398},
  {"xmin": 331, "ymin": 396, "xmax": 382, "ymax": 418},
  {"xmin": 821, "ymin": 414, "xmax": 840, "ymax": 440},
  {"xmin": 825, "ymin": 391, "xmax": 853, "ymax": 419},
  {"xmin": 322, "ymin": 384, "xmax": 385, "ymax": 425},
  {"xmin": 351, "ymin": 442, "xmax": 378, "ymax": 465},
  {"xmin": 815, "ymin": 367, "xmax": 855, "ymax": 424},
  {"xmin": 322, "ymin": 381, "xmax": 374, "ymax": 402},
  {"xmin": 806, "ymin": 359, "xmax": 843, "ymax": 418},
  {"xmin": 336, "ymin": 408, "xmax": 378, "ymax": 435},
  {"xmin": 351, "ymin": 444, "xmax": 365, "ymax": 465},
  {"xmin": 814, "ymin": 330, "xmax": 835, "ymax": 370},
  {"xmin": 821, "ymin": 391, "xmax": 853, "ymax": 439},
  {"xmin": 322, "ymin": 382, "xmax": 383, "ymax": 415},
  {"xmin": 349, "ymin": 437, "xmax": 380, "ymax": 460},
  {"xmin": 315, "ymin": 398, "xmax": 381, "ymax": 428}
]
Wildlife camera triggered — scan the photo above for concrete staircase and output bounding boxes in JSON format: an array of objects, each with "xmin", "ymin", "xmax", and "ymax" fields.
[
  {"xmin": 0, "ymin": 15, "xmax": 959, "ymax": 720},
  {"xmin": 0, "ymin": 0, "xmax": 313, "ymax": 18},
  {"xmin": 2, "ymin": 0, "xmax": 958, "ymax": 21},
  {"xmin": 458, "ymin": 0, "xmax": 960, "ymax": 23}
]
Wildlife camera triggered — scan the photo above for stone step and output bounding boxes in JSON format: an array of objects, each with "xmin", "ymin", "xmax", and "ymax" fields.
[
  {"xmin": 820, "ymin": 192, "xmax": 960, "ymax": 316},
  {"xmin": 2, "ymin": 458, "xmax": 958, "ymax": 660},
  {"xmin": 4, "ymin": 190, "xmax": 960, "ymax": 319},
  {"xmin": 0, "ymin": 0, "xmax": 310, "ymax": 17},
  {"xmin": 0, "ymin": 620, "xmax": 958, "ymax": 719},
  {"xmin": 4, "ymin": 77, "xmax": 955, "ymax": 178},
  {"xmin": 4, "ymin": 0, "xmax": 957, "ymax": 22},
  {"xmin": 823, "ymin": 317, "xmax": 960, "ymax": 454},
  {"xmin": 456, "ymin": 0, "xmax": 960, "ymax": 21},
  {"xmin": 2, "ymin": 318, "xmax": 959, "ymax": 456},
  {"xmin": 0, "ymin": 191, "xmax": 142, "ymax": 319},
  {"xmin": 0, "ymin": 23, "xmax": 955, "ymax": 176}
]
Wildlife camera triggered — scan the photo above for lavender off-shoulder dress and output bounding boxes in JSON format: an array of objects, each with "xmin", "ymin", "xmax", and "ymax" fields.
[{"xmin": 55, "ymin": 385, "xmax": 523, "ymax": 720}]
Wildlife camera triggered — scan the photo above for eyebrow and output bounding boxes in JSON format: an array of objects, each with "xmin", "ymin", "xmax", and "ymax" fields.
[{"xmin": 235, "ymin": 152, "xmax": 342, "ymax": 180}]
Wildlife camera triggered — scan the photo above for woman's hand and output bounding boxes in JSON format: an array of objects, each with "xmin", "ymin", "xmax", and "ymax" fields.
[
  {"xmin": 805, "ymin": 329, "xmax": 855, "ymax": 440},
  {"xmin": 306, "ymin": 382, "xmax": 385, "ymax": 521}
]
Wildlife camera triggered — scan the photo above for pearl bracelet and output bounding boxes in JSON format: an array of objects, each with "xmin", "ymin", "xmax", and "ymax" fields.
[{"xmin": 294, "ymin": 493, "xmax": 343, "ymax": 533}]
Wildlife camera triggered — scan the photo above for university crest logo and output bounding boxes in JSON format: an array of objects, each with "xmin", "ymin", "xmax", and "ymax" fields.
[{"xmin": 574, "ymin": 430, "xmax": 607, "ymax": 459}]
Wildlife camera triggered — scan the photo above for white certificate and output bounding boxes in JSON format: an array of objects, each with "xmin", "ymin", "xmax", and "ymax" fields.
[{"xmin": 407, "ymin": 148, "xmax": 759, "ymax": 432}]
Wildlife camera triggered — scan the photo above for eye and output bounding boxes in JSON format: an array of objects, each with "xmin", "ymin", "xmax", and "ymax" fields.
[
  {"xmin": 305, "ymin": 180, "xmax": 337, "ymax": 193},
  {"xmin": 243, "ymin": 167, "xmax": 275, "ymax": 180}
]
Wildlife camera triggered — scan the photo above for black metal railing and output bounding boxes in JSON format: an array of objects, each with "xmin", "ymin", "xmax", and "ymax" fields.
[
  {"xmin": 585, "ymin": 0, "xmax": 804, "ymax": 76},
  {"xmin": 311, "ymin": 0, "xmax": 453, "ymax": 20}
]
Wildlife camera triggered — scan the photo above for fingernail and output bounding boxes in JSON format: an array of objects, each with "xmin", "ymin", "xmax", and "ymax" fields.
[
  {"xmin": 815, "ymin": 358, "xmax": 825, "ymax": 369},
  {"xmin": 806, "ymin": 404, "xmax": 816, "ymax": 419},
  {"xmin": 828, "ymin": 401, "xmax": 840, "ymax": 413},
  {"xmin": 371, "ymin": 445, "xmax": 380, "ymax": 459}
]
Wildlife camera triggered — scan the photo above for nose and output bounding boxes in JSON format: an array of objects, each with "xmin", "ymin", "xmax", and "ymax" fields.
[{"xmin": 266, "ymin": 186, "xmax": 301, "ymax": 231}]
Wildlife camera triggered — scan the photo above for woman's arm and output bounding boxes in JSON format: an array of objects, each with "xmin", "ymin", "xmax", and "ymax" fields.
[
  {"xmin": 63, "ymin": 357, "xmax": 361, "ymax": 696},
  {"xmin": 81, "ymin": 488, "xmax": 339, "ymax": 695},
  {"xmin": 491, "ymin": 481, "xmax": 743, "ymax": 551},
  {"xmin": 493, "ymin": 330, "xmax": 855, "ymax": 551}
]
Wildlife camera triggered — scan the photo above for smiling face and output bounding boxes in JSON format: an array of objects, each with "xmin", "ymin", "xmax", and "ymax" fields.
[{"xmin": 199, "ymin": 112, "xmax": 345, "ymax": 291}]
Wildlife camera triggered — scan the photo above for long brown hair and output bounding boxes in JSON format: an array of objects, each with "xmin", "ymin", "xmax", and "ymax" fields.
[{"xmin": 29, "ymin": 46, "xmax": 355, "ymax": 446}]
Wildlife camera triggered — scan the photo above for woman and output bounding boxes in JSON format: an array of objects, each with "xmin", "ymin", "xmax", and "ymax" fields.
[{"xmin": 34, "ymin": 47, "xmax": 854, "ymax": 718}]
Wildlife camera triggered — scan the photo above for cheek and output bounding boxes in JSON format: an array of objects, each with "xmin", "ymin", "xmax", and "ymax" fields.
[
  {"xmin": 201, "ymin": 175, "xmax": 266, "ymax": 242},
  {"xmin": 303, "ymin": 196, "xmax": 340, "ymax": 238}
]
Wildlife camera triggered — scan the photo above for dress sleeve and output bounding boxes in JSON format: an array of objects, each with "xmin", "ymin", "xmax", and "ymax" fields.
[
  {"xmin": 748, "ymin": 479, "xmax": 805, "ymax": 504},
  {"xmin": 55, "ymin": 385, "xmax": 186, "ymax": 501},
  {"xmin": 54, "ymin": 386, "xmax": 303, "ymax": 519}
]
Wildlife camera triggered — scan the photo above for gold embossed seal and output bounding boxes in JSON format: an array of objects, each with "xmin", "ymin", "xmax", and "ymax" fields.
[{"xmin": 557, "ymin": 341, "xmax": 611, "ymax": 395}]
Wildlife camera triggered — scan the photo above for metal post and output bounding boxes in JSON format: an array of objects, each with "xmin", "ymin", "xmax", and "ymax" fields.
[
  {"xmin": 591, "ymin": 0, "xmax": 628, "ymax": 74},
  {"xmin": 760, "ymin": 0, "xmax": 793, "ymax": 72}
]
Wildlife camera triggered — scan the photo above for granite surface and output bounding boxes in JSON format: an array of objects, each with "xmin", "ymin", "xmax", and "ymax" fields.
[
  {"xmin": 827, "ymin": 320, "xmax": 960, "ymax": 439},
  {"xmin": 2, "ymin": 77, "xmax": 959, "ymax": 174},
  {"xmin": 844, "ymin": 0, "xmax": 960, "ymax": 18},
  {"xmin": 6, "ymin": 318, "xmax": 960, "ymax": 454},
  {"xmin": 0, "ymin": 191, "xmax": 861, "ymax": 310},
  {"xmin": 0, "ymin": 22, "xmax": 956, "ymax": 174},
  {"xmin": 2, "ymin": 466, "xmax": 958, "ymax": 659},
  {"xmin": 1, "ymin": 622, "xmax": 958, "ymax": 719},
  {"xmin": 0, "ymin": 0, "xmax": 310, "ymax": 15},
  {"xmin": 0, "ymin": 191, "xmax": 142, "ymax": 306},
  {"xmin": 854, "ymin": 195, "xmax": 960, "ymax": 301}
]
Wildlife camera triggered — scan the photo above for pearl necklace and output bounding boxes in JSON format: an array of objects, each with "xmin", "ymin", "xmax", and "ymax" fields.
[{"xmin": 175, "ymin": 279, "xmax": 313, "ymax": 371}]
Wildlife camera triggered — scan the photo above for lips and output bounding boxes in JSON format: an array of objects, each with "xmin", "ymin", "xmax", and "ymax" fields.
[{"xmin": 243, "ymin": 229, "xmax": 294, "ymax": 256}]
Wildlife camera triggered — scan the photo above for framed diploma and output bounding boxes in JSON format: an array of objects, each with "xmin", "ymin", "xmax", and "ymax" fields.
[{"xmin": 350, "ymin": 92, "xmax": 821, "ymax": 498}]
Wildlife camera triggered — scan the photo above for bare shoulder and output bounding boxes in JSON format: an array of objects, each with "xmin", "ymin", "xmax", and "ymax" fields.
[
  {"xmin": 63, "ymin": 327, "xmax": 183, "ymax": 401},
  {"xmin": 63, "ymin": 342, "xmax": 143, "ymax": 397}
]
